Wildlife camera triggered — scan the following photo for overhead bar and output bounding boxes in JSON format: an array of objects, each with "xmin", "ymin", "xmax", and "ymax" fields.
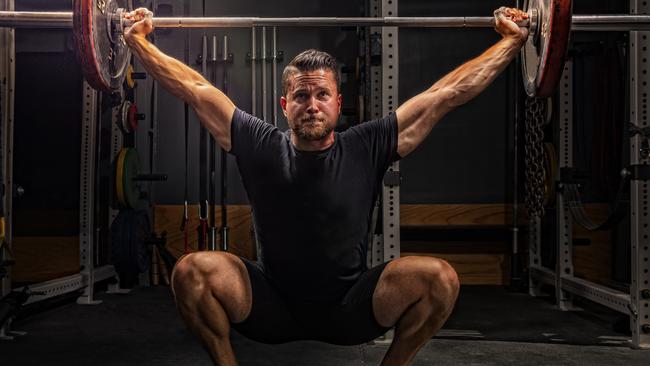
[{"xmin": 1, "ymin": 11, "xmax": 650, "ymax": 31}]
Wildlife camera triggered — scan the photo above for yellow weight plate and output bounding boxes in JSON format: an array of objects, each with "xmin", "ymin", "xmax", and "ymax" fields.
[
  {"xmin": 116, "ymin": 148, "xmax": 128, "ymax": 207},
  {"xmin": 125, "ymin": 64, "xmax": 136, "ymax": 89}
]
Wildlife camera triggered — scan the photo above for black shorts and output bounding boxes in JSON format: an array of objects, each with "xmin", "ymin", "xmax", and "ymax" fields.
[{"xmin": 231, "ymin": 258, "xmax": 392, "ymax": 345}]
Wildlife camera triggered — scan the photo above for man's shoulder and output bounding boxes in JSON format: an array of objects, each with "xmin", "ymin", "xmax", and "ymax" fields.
[
  {"xmin": 230, "ymin": 108, "xmax": 288, "ymax": 156},
  {"xmin": 232, "ymin": 108, "xmax": 279, "ymax": 134},
  {"xmin": 342, "ymin": 113, "xmax": 397, "ymax": 136}
]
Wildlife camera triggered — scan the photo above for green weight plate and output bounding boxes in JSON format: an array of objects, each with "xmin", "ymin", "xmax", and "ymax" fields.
[
  {"xmin": 115, "ymin": 148, "xmax": 127, "ymax": 207},
  {"xmin": 115, "ymin": 147, "xmax": 140, "ymax": 208}
]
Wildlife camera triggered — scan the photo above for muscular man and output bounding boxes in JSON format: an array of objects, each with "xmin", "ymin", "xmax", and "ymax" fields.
[{"xmin": 123, "ymin": 7, "xmax": 528, "ymax": 366}]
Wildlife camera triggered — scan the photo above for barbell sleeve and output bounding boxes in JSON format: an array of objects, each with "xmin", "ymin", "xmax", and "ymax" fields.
[
  {"xmin": 133, "ymin": 174, "xmax": 168, "ymax": 181},
  {"xmin": 0, "ymin": 11, "xmax": 72, "ymax": 28}
]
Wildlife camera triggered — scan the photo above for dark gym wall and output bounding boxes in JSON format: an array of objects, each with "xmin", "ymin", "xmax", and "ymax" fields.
[
  {"xmin": 396, "ymin": 0, "xmax": 627, "ymax": 204},
  {"xmin": 396, "ymin": 1, "xmax": 628, "ymax": 204},
  {"xmin": 399, "ymin": 0, "xmax": 516, "ymax": 204},
  {"xmin": 137, "ymin": 0, "xmax": 364, "ymax": 204},
  {"xmin": 13, "ymin": 0, "xmax": 82, "ymax": 235},
  {"xmin": 143, "ymin": 0, "xmax": 522, "ymax": 205}
]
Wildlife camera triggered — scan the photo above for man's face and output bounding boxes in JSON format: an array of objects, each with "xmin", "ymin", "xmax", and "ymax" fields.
[{"xmin": 280, "ymin": 69, "xmax": 342, "ymax": 141}]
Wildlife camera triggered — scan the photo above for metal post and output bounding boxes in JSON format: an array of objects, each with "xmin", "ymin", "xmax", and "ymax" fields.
[
  {"xmin": 374, "ymin": 0, "xmax": 399, "ymax": 346},
  {"xmin": 0, "ymin": 0, "xmax": 14, "ymax": 304},
  {"xmin": 251, "ymin": 27, "xmax": 257, "ymax": 117},
  {"xmin": 557, "ymin": 61, "xmax": 575, "ymax": 310},
  {"xmin": 367, "ymin": 0, "xmax": 383, "ymax": 269},
  {"xmin": 509, "ymin": 0, "xmax": 522, "ymax": 290},
  {"xmin": 261, "ymin": 27, "xmax": 267, "ymax": 122},
  {"xmin": 630, "ymin": 0, "xmax": 650, "ymax": 349},
  {"xmin": 77, "ymin": 82, "xmax": 101, "ymax": 305},
  {"xmin": 272, "ymin": 27, "xmax": 278, "ymax": 127},
  {"xmin": 381, "ymin": 0, "xmax": 400, "ymax": 265}
]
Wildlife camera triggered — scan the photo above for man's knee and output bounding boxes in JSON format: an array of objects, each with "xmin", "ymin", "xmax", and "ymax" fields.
[
  {"xmin": 171, "ymin": 253, "xmax": 203, "ymax": 296},
  {"xmin": 171, "ymin": 252, "xmax": 241, "ymax": 296},
  {"xmin": 426, "ymin": 258, "xmax": 460, "ymax": 311},
  {"xmin": 408, "ymin": 257, "xmax": 460, "ymax": 309},
  {"xmin": 171, "ymin": 252, "xmax": 252, "ymax": 321},
  {"xmin": 429, "ymin": 258, "xmax": 460, "ymax": 303},
  {"xmin": 171, "ymin": 253, "xmax": 196, "ymax": 296}
]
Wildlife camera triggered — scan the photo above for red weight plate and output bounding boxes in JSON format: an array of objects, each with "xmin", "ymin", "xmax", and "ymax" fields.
[
  {"xmin": 73, "ymin": 0, "xmax": 107, "ymax": 91},
  {"xmin": 522, "ymin": 0, "xmax": 572, "ymax": 97},
  {"xmin": 128, "ymin": 102, "xmax": 138, "ymax": 132},
  {"xmin": 73, "ymin": 0, "xmax": 131, "ymax": 93}
]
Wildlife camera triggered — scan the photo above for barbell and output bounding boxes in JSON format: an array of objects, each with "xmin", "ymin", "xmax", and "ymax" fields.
[{"xmin": 0, "ymin": 0, "xmax": 647, "ymax": 97}]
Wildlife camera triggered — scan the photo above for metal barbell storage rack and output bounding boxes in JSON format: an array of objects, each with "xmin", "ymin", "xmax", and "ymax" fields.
[{"xmin": 0, "ymin": 0, "xmax": 649, "ymax": 351}]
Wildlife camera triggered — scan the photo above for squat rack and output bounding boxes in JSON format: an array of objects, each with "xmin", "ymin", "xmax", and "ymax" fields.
[
  {"xmin": 0, "ymin": 0, "xmax": 121, "ymax": 340},
  {"xmin": 0, "ymin": 0, "xmax": 647, "ymax": 349},
  {"xmin": 527, "ymin": 0, "xmax": 650, "ymax": 350}
]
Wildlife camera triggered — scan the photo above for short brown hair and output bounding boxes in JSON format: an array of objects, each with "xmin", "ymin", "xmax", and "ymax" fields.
[{"xmin": 281, "ymin": 49, "xmax": 340, "ymax": 96}]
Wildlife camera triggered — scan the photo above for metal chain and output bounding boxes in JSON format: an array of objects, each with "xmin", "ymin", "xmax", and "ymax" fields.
[{"xmin": 524, "ymin": 97, "xmax": 546, "ymax": 219}]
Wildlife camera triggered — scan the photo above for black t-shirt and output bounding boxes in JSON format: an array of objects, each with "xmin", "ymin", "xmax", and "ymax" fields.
[{"xmin": 229, "ymin": 108, "xmax": 399, "ymax": 303}]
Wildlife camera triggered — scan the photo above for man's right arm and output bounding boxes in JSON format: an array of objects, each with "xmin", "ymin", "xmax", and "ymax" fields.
[{"xmin": 124, "ymin": 9, "xmax": 235, "ymax": 151}]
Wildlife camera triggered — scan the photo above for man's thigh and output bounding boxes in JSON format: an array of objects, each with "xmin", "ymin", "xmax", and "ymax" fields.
[
  {"xmin": 294, "ymin": 262, "xmax": 392, "ymax": 346},
  {"xmin": 231, "ymin": 258, "xmax": 306, "ymax": 344}
]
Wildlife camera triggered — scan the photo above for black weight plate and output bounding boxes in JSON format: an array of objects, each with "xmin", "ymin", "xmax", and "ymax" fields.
[{"xmin": 73, "ymin": 0, "xmax": 131, "ymax": 92}]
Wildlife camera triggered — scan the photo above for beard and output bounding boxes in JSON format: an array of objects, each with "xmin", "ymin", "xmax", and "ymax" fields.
[{"xmin": 292, "ymin": 117, "xmax": 334, "ymax": 141}]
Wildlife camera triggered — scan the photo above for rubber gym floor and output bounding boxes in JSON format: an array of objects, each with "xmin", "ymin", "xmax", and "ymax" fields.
[{"xmin": 1, "ymin": 285, "xmax": 648, "ymax": 365}]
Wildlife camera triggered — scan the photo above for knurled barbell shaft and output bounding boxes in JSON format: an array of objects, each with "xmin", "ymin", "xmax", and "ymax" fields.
[
  {"xmin": 1, "ymin": 11, "xmax": 650, "ymax": 31},
  {"xmin": 149, "ymin": 17, "xmax": 514, "ymax": 28}
]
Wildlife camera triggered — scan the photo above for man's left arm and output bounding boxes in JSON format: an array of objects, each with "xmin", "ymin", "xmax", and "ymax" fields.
[{"xmin": 395, "ymin": 7, "xmax": 529, "ymax": 157}]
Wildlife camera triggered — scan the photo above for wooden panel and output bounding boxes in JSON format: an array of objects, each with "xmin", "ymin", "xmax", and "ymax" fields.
[
  {"xmin": 401, "ymin": 252, "xmax": 507, "ymax": 285},
  {"xmin": 572, "ymin": 204, "xmax": 613, "ymax": 286},
  {"xmin": 11, "ymin": 236, "xmax": 80, "ymax": 283},
  {"xmin": 156, "ymin": 204, "xmax": 513, "ymax": 285},
  {"xmin": 154, "ymin": 205, "xmax": 255, "ymax": 260},
  {"xmin": 7, "ymin": 204, "xmax": 531, "ymax": 286},
  {"xmin": 398, "ymin": 205, "xmax": 514, "ymax": 284},
  {"xmin": 400, "ymin": 204, "xmax": 618, "ymax": 285},
  {"xmin": 400, "ymin": 204, "xmax": 516, "ymax": 227}
]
